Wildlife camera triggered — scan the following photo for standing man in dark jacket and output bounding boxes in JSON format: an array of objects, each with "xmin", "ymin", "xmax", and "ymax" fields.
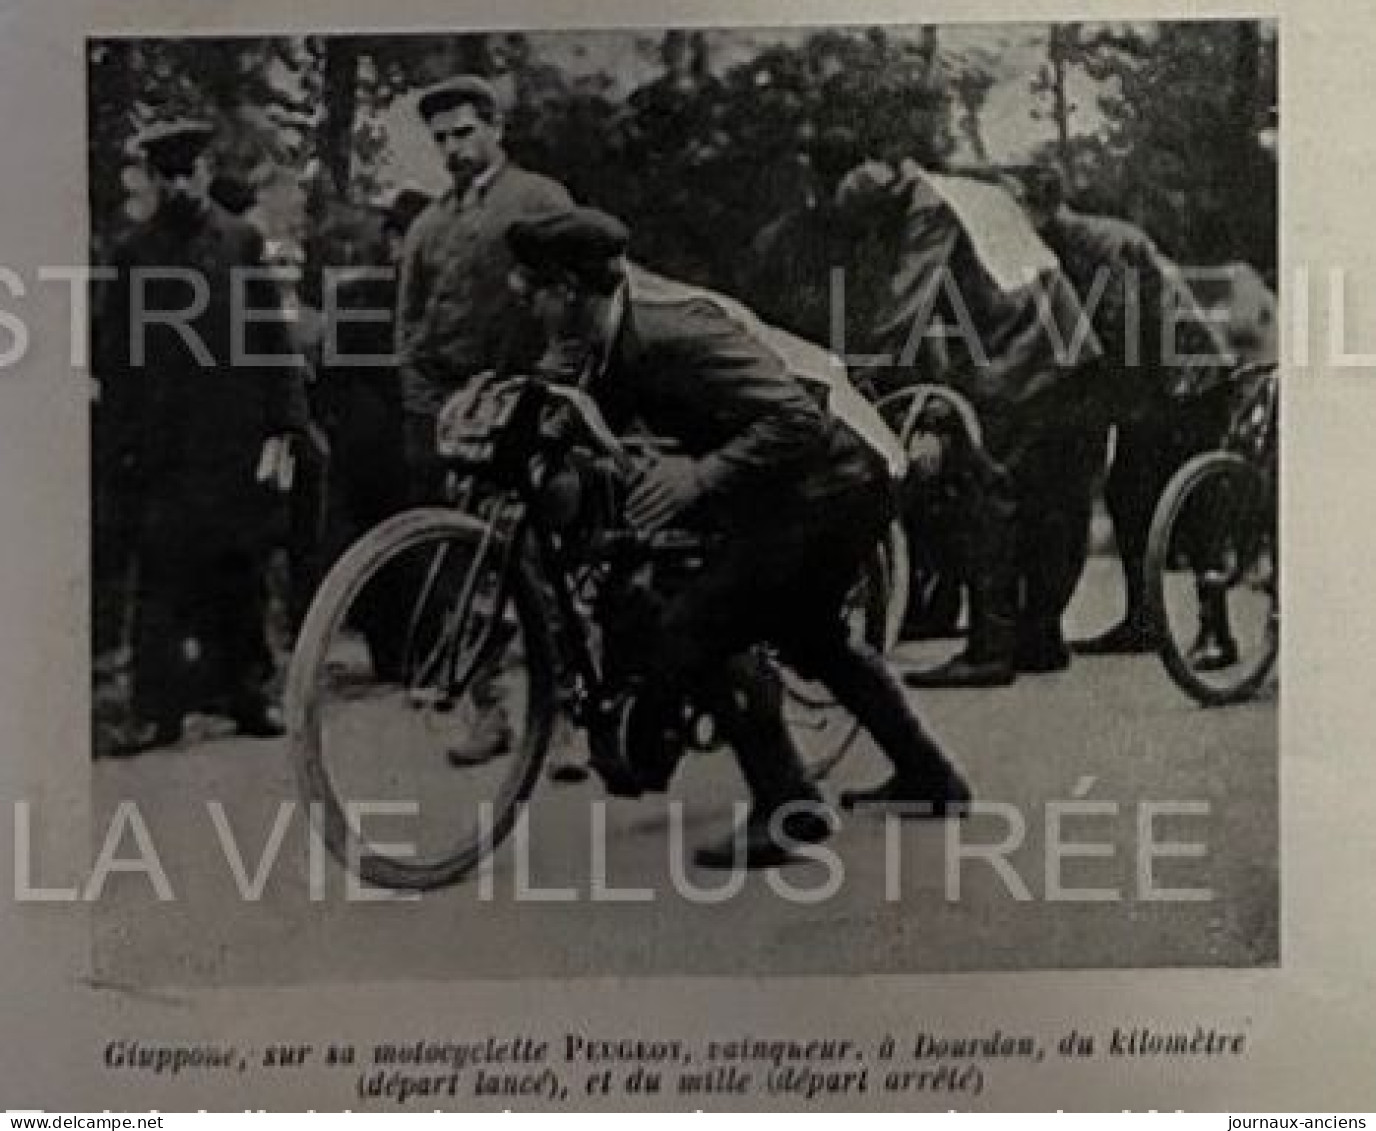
[
  {"xmin": 620, "ymin": 30, "xmax": 729, "ymax": 286},
  {"xmin": 1012, "ymin": 166, "xmax": 1236, "ymax": 661},
  {"xmin": 396, "ymin": 76, "xmax": 573, "ymax": 492},
  {"xmin": 395, "ymin": 76, "xmax": 574, "ymax": 762},
  {"xmin": 94, "ymin": 120, "xmax": 309, "ymax": 754},
  {"xmin": 738, "ymin": 126, "xmax": 894, "ymax": 353},
  {"xmin": 320, "ymin": 186, "xmax": 431, "ymax": 555},
  {"xmin": 314, "ymin": 187, "xmax": 432, "ymax": 676},
  {"xmin": 847, "ymin": 159, "xmax": 1104, "ymax": 687},
  {"xmin": 504, "ymin": 207, "xmax": 971, "ymax": 869}
]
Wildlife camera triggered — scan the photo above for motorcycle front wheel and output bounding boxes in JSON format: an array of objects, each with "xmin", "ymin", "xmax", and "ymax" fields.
[{"xmin": 285, "ymin": 507, "xmax": 557, "ymax": 890}]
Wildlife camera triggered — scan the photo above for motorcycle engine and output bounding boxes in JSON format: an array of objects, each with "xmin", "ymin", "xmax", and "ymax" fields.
[
  {"xmin": 596, "ymin": 566, "xmax": 664, "ymax": 685},
  {"xmin": 536, "ymin": 452, "xmax": 624, "ymax": 540}
]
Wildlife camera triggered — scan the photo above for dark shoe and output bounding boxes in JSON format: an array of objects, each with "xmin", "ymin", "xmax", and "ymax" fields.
[
  {"xmin": 231, "ymin": 702, "xmax": 285, "ymax": 739},
  {"xmin": 903, "ymin": 653, "xmax": 1015, "ymax": 689},
  {"xmin": 1017, "ymin": 633, "xmax": 1071, "ymax": 674},
  {"xmin": 445, "ymin": 709, "xmax": 513, "ymax": 768},
  {"xmin": 1072, "ymin": 620, "xmax": 1155, "ymax": 655},
  {"xmin": 547, "ymin": 759, "xmax": 591, "ymax": 784},
  {"xmin": 693, "ymin": 802, "xmax": 835, "ymax": 870},
  {"xmin": 106, "ymin": 716, "xmax": 183, "ymax": 758},
  {"xmin": 1189, "ymin": 633, "xmax": 1240, "ymax": 671},
  {"xmin": 840, "ymin": 770, "xmax": 972, "ymax": 817}
]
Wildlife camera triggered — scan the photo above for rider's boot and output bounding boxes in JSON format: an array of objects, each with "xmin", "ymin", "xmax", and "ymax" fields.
[
  {"xmin": 692, "ymin": 659, "xmax": 836, "ymax": 870},
  {"xmin": 815, "ymin": 637, "xmax": 972, "ymax": 815},
  {"xmin": 692, "ymin": 798, "xmax": 833, "ymax": 870}
]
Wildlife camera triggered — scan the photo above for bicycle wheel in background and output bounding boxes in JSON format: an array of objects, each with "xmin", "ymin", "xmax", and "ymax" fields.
[
  {"xmin": 1145, "ymin": 452, "xmax": 1278, "ymax": 707},
  {"xmin": 285, "ymin": 508, "xmax": 557, "ymax": 891}
]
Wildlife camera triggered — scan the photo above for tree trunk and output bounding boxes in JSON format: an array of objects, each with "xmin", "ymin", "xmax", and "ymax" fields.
[
  {"xmin": 320, "ymin": 38, "xmax": 361, "ymax": 197},
  {"xmin": 955, "ymin": 78, "xmax": 991, "ymax": 163},
  {"xmin": 918, "ymin": 26, "xmax": 940, "ymax": 84},
  {"xmin": 1223, "ymin": 22, "xmax": 1266, "ymax": 265},
  {"xmin": 1047, "ymin": 24, "xmax": 1077, "ymax": 183}
]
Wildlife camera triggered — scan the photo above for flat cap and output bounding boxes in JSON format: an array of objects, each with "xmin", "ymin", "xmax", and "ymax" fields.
[
  {"xmin": 505, "ymin": 207, "xmax": 630, "ymax": 288},
  {"xmin": 416, "ymin": 75, "xmax": 500, "ymax": 123},
  {"xmin": 135, "ymin": 119, "xmax": 215, "ymax": 172}
]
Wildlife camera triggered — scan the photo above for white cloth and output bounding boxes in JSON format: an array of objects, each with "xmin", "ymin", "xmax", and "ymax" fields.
[
  {"xmin": 627, "ymin": 266, "xmax": 908, "ymax": 480},
  {"xmin": 906, "ymin": 162, "xmax": 1060, "ymax": 294}
]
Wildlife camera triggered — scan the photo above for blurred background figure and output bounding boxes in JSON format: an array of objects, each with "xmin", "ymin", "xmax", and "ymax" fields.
[
  {"xmin": 309, "ymin": 185, "xmax": 432, "ymax": 678},
  {"xmin": 739, "ymin": 125, "xmax": 895, "ymax": 353},
  {"xmin": 264, "ymin": 236, "xmax": 332, "ymax": 636},
  {"xmin": 1009, "ymin": 164, "xmax": 1237, "ymax": 660},
  {"xmin": 93, "ymin": 119, "xmax": 309, "ymax": 755},
  {"xmin": 620, "ymin": 30, "xmax": 729, "ymax": 286},
  {"xmin": 842, "ymin": 156, "xmax": 1104, "ymax": 687},
  {"xmin": 320, "ymin": 186, "xmax": 429, "ymax": 555}
]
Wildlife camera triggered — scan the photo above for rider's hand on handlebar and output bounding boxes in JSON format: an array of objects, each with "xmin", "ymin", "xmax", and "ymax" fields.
[
  {"xmin": 538, "ymin": 403, "xmax": 581, "ymax": 445},
  {"xmin": 626, "ymin": 454, "xmax": 705, "ymax": 533}
]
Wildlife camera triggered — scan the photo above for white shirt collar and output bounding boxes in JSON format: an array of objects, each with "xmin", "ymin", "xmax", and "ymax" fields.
[{"xmin": 460, "ymin": 156, "xmax": 506, "ymax": 207}]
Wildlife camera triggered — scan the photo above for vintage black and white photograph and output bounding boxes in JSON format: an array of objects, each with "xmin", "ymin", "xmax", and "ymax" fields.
[{"xmin": 85, "ymin": 20, "xmax": 1279, "ymax": 984}]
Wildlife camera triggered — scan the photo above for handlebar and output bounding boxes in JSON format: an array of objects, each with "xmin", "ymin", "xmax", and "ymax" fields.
[
  {"xmin": 540, "ymin": 384, "xmax": 682, "ymax": 473},
  {"xmin": 541, "ymin": 384, "xmax": 631, "ymax": 469}
]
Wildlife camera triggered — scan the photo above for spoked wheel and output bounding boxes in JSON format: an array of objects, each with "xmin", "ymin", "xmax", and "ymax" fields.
[
  {"xmin": 285, "ymin": 508, "xmax": 557, "ymax": 890},
  {"xmin": 873, "ymin": 383, "xmax": 980, "ymax": 642},
  {"xmin": 783, "ymin": 525, "xmax": 905, "ymax": 782},
  {"xmin": 1145, "ymin": 452, "xmax": 1278, "ymax": 707}
]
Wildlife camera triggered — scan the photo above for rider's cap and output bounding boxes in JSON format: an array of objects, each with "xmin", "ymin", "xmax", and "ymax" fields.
[
  {"xmin": 417, "ymin": 75, "xmax": 501, "ymax": 123},
  {"xmin": 136, "ymin": 119, "xmax": 216, "ymax": 175},
  {"xmin": 506, "ymin": 207, "xmax": 630, "ymax": 292}
]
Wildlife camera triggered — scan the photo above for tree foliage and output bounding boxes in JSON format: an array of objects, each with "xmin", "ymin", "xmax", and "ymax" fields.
[
  {"xmin": 89, "ymin": 23, "xmax": 1276, "ymax": 280},
  {"xmin": 1028, "ymin": 21, "xmax": 1276, "ymax": 268}
]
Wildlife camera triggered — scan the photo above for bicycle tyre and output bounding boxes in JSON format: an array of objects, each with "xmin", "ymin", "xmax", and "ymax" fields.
[
  {"xmin": 285, "ymin": 507, "xmax": 558, "ymax": 890},
  {"xmin": 1144, "ymin": 452, "xmax": 1278, "ymax": 707}
]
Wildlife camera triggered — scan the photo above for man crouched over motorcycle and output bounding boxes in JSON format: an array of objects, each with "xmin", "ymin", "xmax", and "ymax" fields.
[{"xmin": 502, "ymin": 206, "xmax": 971, "ymax": 869}]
